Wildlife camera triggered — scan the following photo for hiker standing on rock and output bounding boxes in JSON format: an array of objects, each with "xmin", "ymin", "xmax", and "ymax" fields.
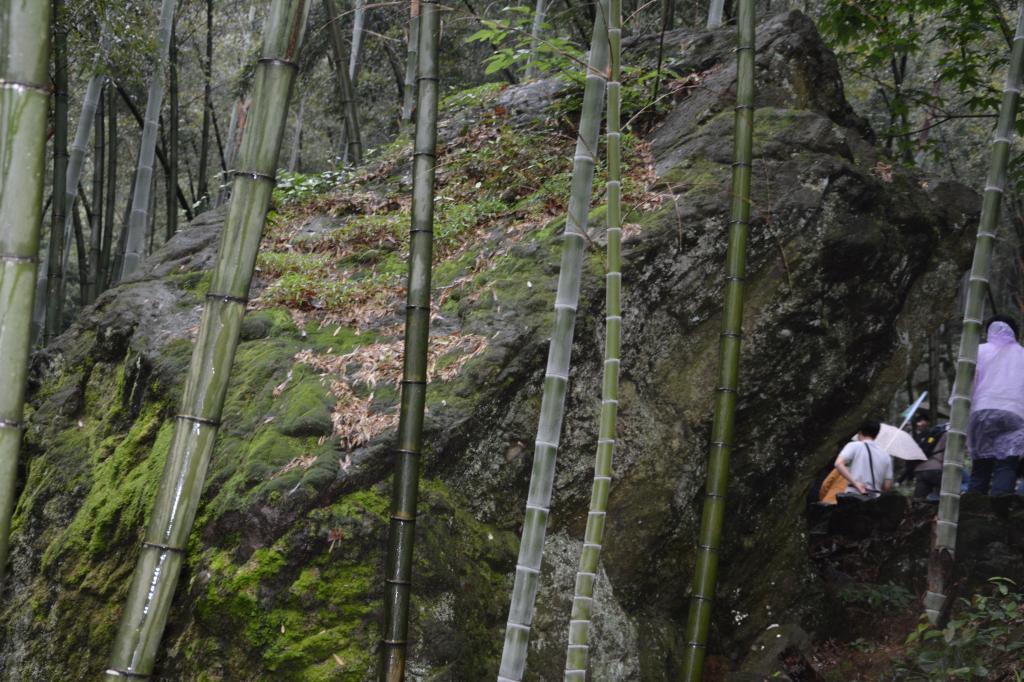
[
  {"xmin": 966, "ymin": 317, "xmax": 1024, "ymax": 496},
  {"xmin": 833, "ymin": 419, "xmax": 894, "ymax": 498}
]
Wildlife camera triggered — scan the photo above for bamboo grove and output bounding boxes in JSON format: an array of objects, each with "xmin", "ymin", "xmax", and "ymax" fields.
[{"xmin": 1, "ymin": 0, "xmax": 1022, "ymax": 679}]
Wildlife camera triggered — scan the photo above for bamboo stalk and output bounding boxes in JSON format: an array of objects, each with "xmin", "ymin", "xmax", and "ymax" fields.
[
  {"xmin": 44, "ymin": 0, "xmax": 69, "ymax": 342},
  {"xmin": 88, "ymin": 86, "xmax": 105, "ymax": 303},
  {"xmin": 681, "ymin": 0, "xmax": 755, "ymax": 678},
  {"xmin": 120, "ymin": 0, "xmax": 178, "ymax": 279},
  {"xmin": 166, "ymin": 20, "xmax": 179, "ymax": 241},
  {"xmin": 103, "ymin": 2, "xmax": 311, "ymax": 677},
  {"xmin": 324, "ymin": 0, "xmax": 363, "ymax": 165},
  {"xmin": 197, "ymin": 0, "xmax": 213, "ymax": 212},
  {"xmin": 101, "ymin": 84, "xmax": 117, "ymax": 291},
  {"xmin": 525, "ymin": 0, "xmax": 547, "ymax": 79},
  {"xmin": 350, "ymin": 0, "xmax": 367, "ymax": 85},
  {"xmin": 0, "ymin": 0, "xmax": 51, "ymax": 587},
  {"xmin": 378, "ymin": 1, "xmax": 440, "ymax": 679},
  {"xmin": 497, "ymin": 4, "xmax": 609, "ymax": 680},
  {"xmin": 563, "ymin": 0, "xmax": 622, "ymax": 677},
  {"xmin": 707, "ymin": 0, "xmax": 725, "ymax": 28},
  {"xmin": 925, "ymin": 2, "xmax": 1024, "ymax": 626},
  {"xmin": 400, "ymin": 0, "xmax": 420, "ymax": 123}
]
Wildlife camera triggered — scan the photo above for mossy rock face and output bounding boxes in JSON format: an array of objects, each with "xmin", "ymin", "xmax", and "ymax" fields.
[{"xmin": 0, "ymin": 12, "xmax": 981, "ymax": 681}]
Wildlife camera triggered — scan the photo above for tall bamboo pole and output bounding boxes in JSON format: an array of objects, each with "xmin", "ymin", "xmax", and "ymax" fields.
[
  {"xmin": 166, "ymin": 21, "xmax": 179, "ymax": 241},
  {"xmin": 525, "ymin": 0, "xmax": 547, "ymax": 79},
  {"xmin": 0, "ymin": 0, "xmax": 51, "ymax": 587},
  {"xmin": 563, "ymin": 0, "xmax": 621, "ymax": 675},
  {"xmin": 119, "ymin": 0, "xmax": 178, "ymax": 279},
  {"xmin": 44, "ymin": 0, "xmax": 68, "ymax": 342},
  {"xmin": 681, "ymin": 0, "xmax": 754, "ymax": 678},
  {"xmin": 288, "ymin": 94, "xmax": 303, "ymax": 172},
  {"xmin": 400, "ymin": 0, "xmax": 420, "ymax": 123},
  {"xmin": 88, "ymin": 88, "xmax": 105, "ymax": 303},
  {"xmin": 378, "ymin": 2, "xmax": 440, "ymax": 679},
  {"xmin": 324, "ymin": 0, "xmax": 363, "ymax": 165},
  {"xmin": 707, "ymin": 0, "xmax": 725, "ymax": 28},
  {"xmin": 103, "ymin": 1, "xmax": 311, "ymax": 677},
  {"xmin": 101, "ymin": 84, "xmax": 117, "ymax": 291},
  {"xmin": 196, "ymin": 0, "xmax": 213, "ymax": 212},
  {"xmin": 925, "ymin": 3, "xmax": 1024, "ymax": 626},
  {"xmin": 497, "ymin": 4, "xmax": 609, "ymax": 680},
  {"xmin": 350, "ymin": 0, "xmax": 367, "ymax": 85}
]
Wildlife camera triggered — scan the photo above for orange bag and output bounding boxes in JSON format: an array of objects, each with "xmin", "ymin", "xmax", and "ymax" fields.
[{"xmin": 819, "ymin": 468, "xmax": 847, "ymax": 505}]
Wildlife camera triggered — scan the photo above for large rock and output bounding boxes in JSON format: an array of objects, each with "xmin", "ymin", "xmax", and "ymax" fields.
[{"xmin": 0, "ymin": 12, "xmax": 978, "ymax": 681}]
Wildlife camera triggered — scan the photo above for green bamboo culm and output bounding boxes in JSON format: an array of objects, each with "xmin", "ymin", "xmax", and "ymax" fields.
[
  {"xmin": 118, "ymin": 0, "xmax": 178, "ymax": 280},
  {"xmin": 378, "ymin": 1, "xmax": 440, "ymax": 679},
  {"xmin": 680, "ymin": 0, "xmax": 755, "ymax": 678},
  {"xmin": 103, "ymin": 1, "xmax": 312, "ymax": 677},
  {"xmin": 498, "ymin": 3, "xmax": 609, "ymax": 680},
  {"xmin": 400, "ymin": 0, "xmax": 420, "ymax": 124},
  {"xmin": 44, "ymin": 0, "xmax": 68, "ymax": 342},
  {"xmin": 324, "ymin": 0, "xmax": 363, "ymax": 166},
  {"xmin": 0, "ymin": 0, "xmax": 52, "ymax": 586},
  {"xmin": 924, "ymin": 2, "xmax": 1024, "ymax": 627},
  {"xmin": 563, "ymin": 0, "xmax": 622, "ymax": 677}
]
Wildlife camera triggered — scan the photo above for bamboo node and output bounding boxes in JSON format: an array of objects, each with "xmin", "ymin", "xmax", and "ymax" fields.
[
  {"xmin": 384, "ymin": 578, "xmax": 412, "ymax": 585},
  {"xmin": 732, "ymin": 45, "xmax": 755, "ymax": 53},
  {"xmin": 257, "ymin": 57, "xmax": 299, "ymax": 70},
  {"xmin": 605, "ymin": 272, "xmax": 621, "ymax": 278},
  {"xmin": 705, "ymin": 491, "xmax": 727, "ymax": 499},
  {"xmin": 731, "ymin": 160, "xmax": 752, "ymax": 167},
  {"xmin": 390, "ymin": 512, "xmax": 416, "ymax": 522},
  {"xmin": 698, "ymin": 543, "xmax": 718, "ymax": 552},
  {"xmin": 0, "ymin": 419, "xmax": 24, "ymax": 431},
  {"xmin": 535, "ymin": 440, "xmax": 558, "ymax": 449},
  {"xmin": 401, "ymin": 379, "xmax": 427, "ymax": 386},
  {"xmin": 983, "ymin": 185, "xmax": 1005, "ymax": 194},
  {"xmin": 176, "ymin": 414, "xmax": 221, "ymax": 427},
  {"xmin": 554, "ymin": 303, "xmax": 577, "ymax": 311},
  {"xmin": 104, "ymin": 668, "xmax": 150, "ymax": 678},
  {"xmin": 977, "ymin": 232, "xmax": 997, "ymax": 239},
  {"xmin": 524, "ymin": 504, "xmax": 549, "ymax": 514},
  {"xmin": 593, "ymin": 476, "xmax": 611, "ymax": 482},
  {"xmin": 715, "ymin": 386, "xmax": 738, "ymax": 394},
  {"xmin": 605, "ymin": 317, "xmax": 622, "ymax": 323},
  {"xmin": 142, "ymin": 541, "xmax": 185, "ymax": 553},
  {"xmin": 381, "ymin": 638, "xmax": 408, "ymax": 645},
  {"xmin": 578, "ymin": 571, "xmax": 597, "ymax": 578},
  {"xmin": 0, "ymin": 78, "xmax": 52, "ymax": 94},
  {"xmin": 992, "ymin": 136, "xmax": 1013, "ymax": 144},
  {"xmin": 583, "ymin": 542, "xmax": 602, "ymax": 550},
  {"xmin": 686, "ymin": 639, "xmax": 708, "ymax": 647},
  {"xmin": 722, "ymin": 276, "xmax": 746, "ymax": 284},
  {"xmin": 205, "ymin": 292, "xmax": 248, "ymax": 305},
  {"xmin": 232, "ymin": 169, "xmax": 277, "ymax": 184},
  {"xmin": 506, "ymin": 621, "xmax": 531, "ymax": 630},
  {"xmin": 588, "ymin": 511, "xmax": 607, "ymax": 516}
]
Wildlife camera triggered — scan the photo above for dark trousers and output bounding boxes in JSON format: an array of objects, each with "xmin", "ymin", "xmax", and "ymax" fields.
[
  {"xmin": 968, "ymin": 457, "xmax": 1020, "ymax": 496},
  {"xmin": 913, "ymin": 469, "xmax": 942, "ymax": 499}
]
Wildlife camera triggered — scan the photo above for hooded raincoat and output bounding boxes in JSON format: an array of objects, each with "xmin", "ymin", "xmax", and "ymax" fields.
[{"xmin": 968, "ymin": 321, "xmax": 1024, "ymax": 460}]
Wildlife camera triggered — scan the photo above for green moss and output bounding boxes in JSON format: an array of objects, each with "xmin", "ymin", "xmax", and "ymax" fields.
[{"xmin": 275, "ymin": 369, "xmax": 334, "ymax": 438}]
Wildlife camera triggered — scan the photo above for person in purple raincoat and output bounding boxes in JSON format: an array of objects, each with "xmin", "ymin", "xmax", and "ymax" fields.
[{"xmin": 967, "ymin": 316, "xmax": 1024, "ymax": 496}]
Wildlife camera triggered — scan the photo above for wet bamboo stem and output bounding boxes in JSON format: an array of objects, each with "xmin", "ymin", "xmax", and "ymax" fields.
[
  {"xmin": 166, "ymin": 21, "xmax": 179, "ymax": 241},
  {"xmin": 44, "ymin": 0, "xmax": 68, "ymax": 342},
  {"xmin": 103, "ymin": 1, "xmax": 311, "ymax": 677},
  {"xmin": 197, "ymin": 0, "xmax": 213, "ymax": 212},
  {"xmin": 101, "ymin": 84, "xmax": 117, "ymax": 291},
  {"xmin": 120, "ymin": 0, "xmax": 178, "ymax": 279},
  {"xmin": 0, "ymin": 0, "xmax": 51, "ymax": 587},
  {"xmin": 681, "ymin": 0, "xmax": 754, "ymax": 678},
  {"xmin": 350, "ymin": 0, "xmax": 366, "ymax": 85},
  {"xmin": 925, "ymin": 2, "xmax": 1024, "ymax": 626},
  {"xmin": 324, "ymin": 0, "xmax": 363, "ymax": 165},
  {"xmin": 400, "ymin": 0, "xmax": 420, "ymax": 123},
  {"xmin": 378, "ymin": 1, "xmax": 440, "ymax": 679},
  {"xmin": 525, "ymin": 0, "xmax": 547, "ymax": 79},
  {"xmin": 88, "ymin": 87, "xmax": 105, "ymax": 303},
  {"xmin": 498, "ymin": 3, "xmax": 609, "ymax": 680},
  {"xmin": 707, "ymin": 0, "xmax": 724, "ymax": 28},
  {"xmin": 564, "ymin": 0, "xmax": 621, "ymax": 677}
]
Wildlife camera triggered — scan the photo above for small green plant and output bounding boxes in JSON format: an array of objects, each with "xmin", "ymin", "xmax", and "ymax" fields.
[
  {"xmin": 274, "ymin": 170, "xmax": 347, "ymax": 206},
  {"xmin": 838, "ymin": 581, "xmax": 915, "ymax": 611},
  {"xmin": 895, "ymin": 578, "xmax": 1024, "ymax": 680},
  {"xmin": 465, "ymin": 6, "xmax": 584, "ymax": 76}
]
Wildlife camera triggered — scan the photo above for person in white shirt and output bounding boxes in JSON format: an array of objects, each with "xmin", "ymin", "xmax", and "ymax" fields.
[{"xmin": 834, "ymin": 419, "xmax": 894, "ymax": 497}]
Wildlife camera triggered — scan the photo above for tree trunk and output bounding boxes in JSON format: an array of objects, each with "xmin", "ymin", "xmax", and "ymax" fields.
[
  {"xmin": 324, "ymin": 0, "xmax": 363, "ymax": 165},
  {"xmin": 0, "ymin": 0, "xmax": 51, "ymax": 588},
  {"xmin": 72, "ymin": 195, "xmax": 89, "ymax": 301},
  {"xmin": 103, "ymin": 2, "xmax": 312, "ymax": 677},
  {"xmin": 167, "ymin": 20, "xmax": 179, "ymax": 241},
  {"xmin": 44, "ymin": 0, "xmax": 69, "ymax": 342},
  {"xmin": 120, "ymin": 0, "xmax": 179, "ymax": 279},
  {"xmin": 497, "ymin": 3, "xmax": 609, "ymax": 679},
  {"xmin": 926, "ymin": 2, "xmax": 1024, "ymax": 627},
  {"xmin": 680, "ymin": 1, "xmax": 755, "ymax": 678},
  {"xmin": 197, "ymin": 0, "xmax": 213, "ymax": 212},
  {"xmin": 563, "ymin": 0, "xmax": 622, "ymax": 676},
  {"xmin": 378, "ymin": 0, "xmax": 440, "ymax": 678}
]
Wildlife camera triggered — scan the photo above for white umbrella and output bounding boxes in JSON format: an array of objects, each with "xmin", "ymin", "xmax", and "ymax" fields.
[{"xmin": 851, "ymin": 423, "xmax": 927, "ymax": 461}]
